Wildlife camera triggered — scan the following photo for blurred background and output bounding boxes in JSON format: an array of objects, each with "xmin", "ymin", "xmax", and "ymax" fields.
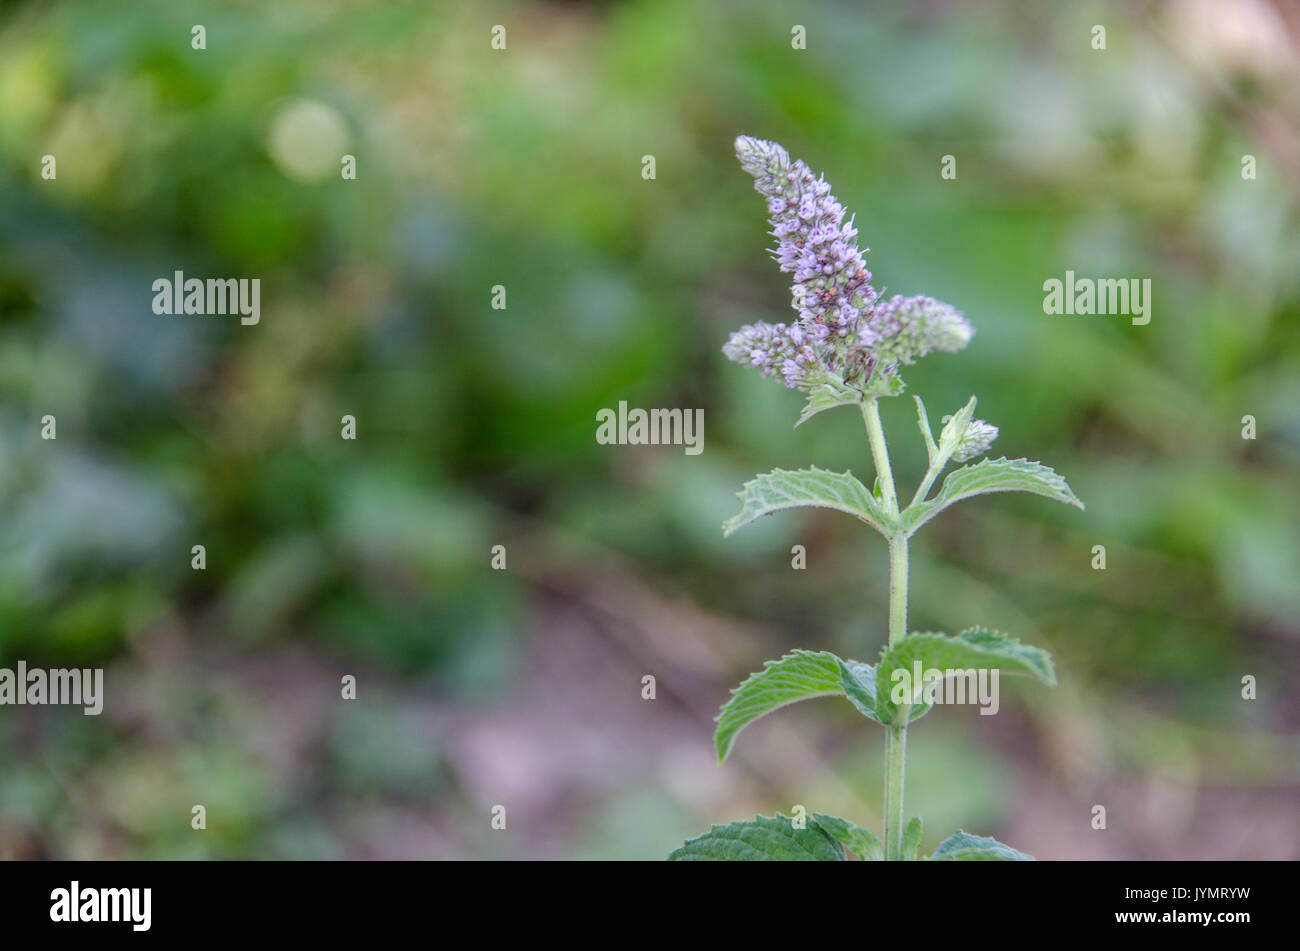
[{"xmin": 0, "ymin": 0, "xmax": 1297, "ymax": 860}]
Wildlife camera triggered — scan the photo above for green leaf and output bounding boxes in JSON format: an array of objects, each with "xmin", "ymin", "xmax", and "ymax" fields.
[
  {"xmin": 669, "ymin": 814, "xmax": 846, "ymax": 861},
  {"xmin": 814, "ymin": 813, "xmax": 884, "ymax": 861},
  {"xmin": 902, "ymin": 817, "xmax": 923, "ymax": 861},
  {"xmin": 913, "ymin": 395, "xmax": 939, "ymax": 464},
  {"xmin": 901, "ymin": 456, "xmax": 1084, "ymax": 534},
  {"xmin": 929, "ymin": 830, "xmax": 1034, "ymax": 861},
  {"xmin": 875, "ymin": 627, "xmax": 1056, "ymax": 724},
  {"xmin": 722, "ymin": 466, "xmax": 894, "ymax": 537},
  {"xmin": 795, "ymin": 380, "xmax": 863, "ymax": 428},
  {"xmin": 715, "ymin": 650, "xmax": 879, "ymax": 762},
  {"xmin": 862, "ymin": 371, "xmax": 907, "ymax": 399},
  {"xmin": 935, "ymin": 395, "xmax": 978, "ymax": 464}
]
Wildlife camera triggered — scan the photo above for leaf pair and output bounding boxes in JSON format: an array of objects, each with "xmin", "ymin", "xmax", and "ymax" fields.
[
  {"xmin": 723, "ymin": 460, "xmax": 1081, "ymax": 541},
  {"xmin": 668, "ymin": 814, "xmax": 1031, "ymax": 861},
  {"xmin": 714, "ymin": 630, "xmax": 1055, "ymax": 759}
]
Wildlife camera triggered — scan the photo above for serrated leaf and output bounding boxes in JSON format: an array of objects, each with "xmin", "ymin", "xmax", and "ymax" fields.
[
  {"xmin": 928, "ymin": 830, "xmax": 1034, "ymax": 861},
  {"xmin": 714, "ymin": 650, "xmax": 880, "ymax": 762},
  {"xmin": 722, "ymin": 466, "xmax": 894, "ymax": 537},
  {"xmin": 795, "ymin": 381, "xmax": 863, "ymax": 428},
  {"xmin": 902, "ymin": 817, "xmax": 923, "ymax": 861},
  {"xmin": 669, "ymin": 814, "xmax": 846, "ymax": 861},
  {"xmin": 814, "ymin": 813, "xmax": 884, "ymax": 860},
  {"xmin": 874, "ymin": 627, "xmax": 1056, "ymax": 724},
  {"xmin": 902, "ymin": 456, "xmax": 1084, "ymax": 534}
]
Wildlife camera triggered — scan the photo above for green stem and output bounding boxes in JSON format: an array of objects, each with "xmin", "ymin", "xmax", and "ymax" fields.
[
  {"xmin": 910, "ymin": 461, "xmax": 942, "ymax": 509},
  {"xmin": 884, "ymin": 726, "xmax": 907, "ymax": 858},
  {"xmin": 862, "ymin": 397, "xmax": 910, "ymax": 860},
  {"xmin": 883, "ymin": 535, "xmax": 909, "ymax": 859},
  {"xmin": 860, "ymin": 399, "xmax": 898, "ymax": 517},
  {"xmin": 888, "ymin": 535, "xmax": 909, "ymax": 648}
]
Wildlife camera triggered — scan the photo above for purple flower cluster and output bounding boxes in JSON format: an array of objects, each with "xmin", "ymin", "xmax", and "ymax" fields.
[
  {"xmin": 862, "ymin": 294, "xmax": 974, "ymax": 367},
  {"xmin": 721, "ymin": 320, "xmax": 820, "ymax": 388},
  {"xmin": 736, "ymin": 138, "xmax": 877, "ymax": 346},
  {"xmin": 725, "ymin": 137, "xmax": 973, "ymax": 395}
]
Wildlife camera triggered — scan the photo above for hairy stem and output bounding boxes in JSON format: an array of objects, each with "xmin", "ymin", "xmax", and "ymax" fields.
[
  {"xmin": 861, "ymin": 399, "xmax": 898, "ymax": 517},
  {"xmin": 888, "ymin": 535, "xmax": 909, "ymax": 648},
  {"xmin": 884, "ymin": 724, "xmax": 907, "ymax": 859},
  {"xmin": 863, "ymin": 398, "xmax": 911, "ymax": 860},
  {"xmin": 883, "ymin": 534, "xmax": 909, "ymax": 859},
  {"xmin": 910, "ymin": 461, "xmax": 942, "ymax": 509}
]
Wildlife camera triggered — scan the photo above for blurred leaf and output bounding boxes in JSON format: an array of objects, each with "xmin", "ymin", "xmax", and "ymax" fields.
[
  {"xmin": 815, "ymin": 812, "xmax": 884, "ymax": 861},
  {"xmin": 929, "ymin": 830, "xmax": 1032, "ymax": 861},
  {"xmin": 902, "ymin": 817, "xmax": 923, "ymax": 861},
  {"xmin": 669, "ymin": 814, "xmax": 846, "ymax": 861}
]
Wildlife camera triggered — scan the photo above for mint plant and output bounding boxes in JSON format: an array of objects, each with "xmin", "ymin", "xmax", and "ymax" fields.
[{"xmin": 669, "ymin": 137, "xmax": 1083, "ymax": 861}]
